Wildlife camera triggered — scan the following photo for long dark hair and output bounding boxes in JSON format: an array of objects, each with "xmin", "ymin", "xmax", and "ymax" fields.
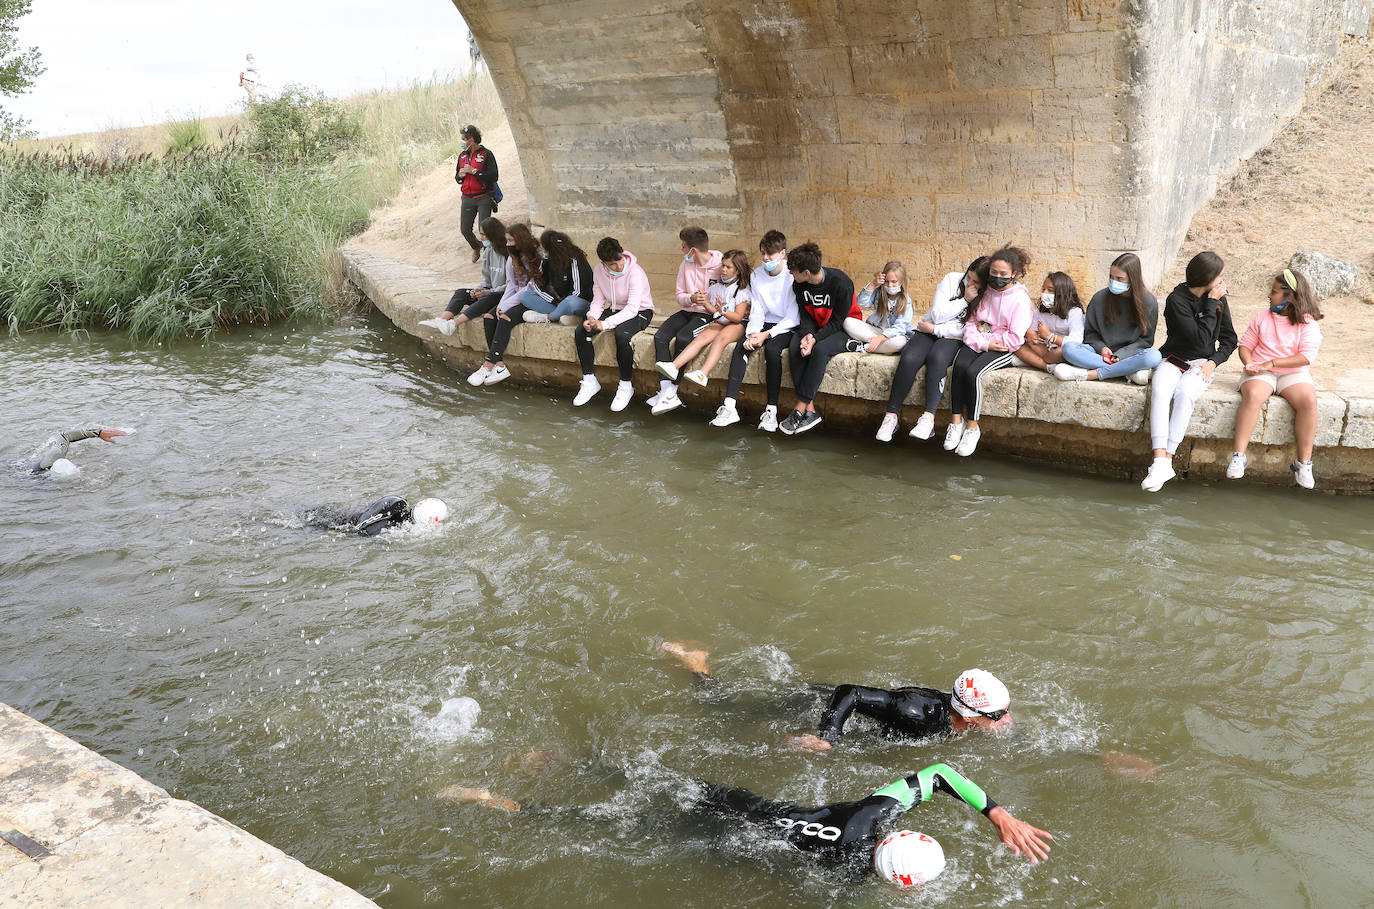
[
  {"xmin": 539, "ymin": 229, "xmax": 588, "ymax": 283},
  {"xmin": 720, "ymin": 249, "xmax": 752, "ymax": 292},
  {"xmin": 506, "ymin": 223, "xmax": 542, "ymax": 285},
  {"xmin": 1102, "ymin": 252, "xmax": 1148, "ymax": 335},
  {"xmin": 479, "ymin": 217, "xmax": 507, "ymax": 251},
  {"xmin": 952, "ymin": 255, "xmax": 990, "ymax": 302},
  {"xmin": 1043, "ymin": 271, "xmax": 1081, "ymax": 320},
  {"xmin": 1185, "ymin": 251, "xmax": 1225, "ymax": 290},
  {"xmin": 1276, "ymin": 268, "xmax": 1323, "ymax": 324}
]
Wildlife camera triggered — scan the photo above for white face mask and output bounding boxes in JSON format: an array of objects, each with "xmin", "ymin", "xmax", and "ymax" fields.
[
  {"xmin": 1040, "ymin": 292, "xmax": 1055, "ymax": 309},
  {"xmin": 884, "ymin": 287, "xmax": 902, "ymax": 297}
]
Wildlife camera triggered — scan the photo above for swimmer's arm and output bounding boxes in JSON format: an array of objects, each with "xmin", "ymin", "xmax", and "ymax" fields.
[
  {"xmin": 816, "ymin": 684, "xmax": 894, "ymax": 743},
  {"xmin": 895, "ymin": 764, "xmax": 1052, "ymax": 862},
  {"xmin": 698, "ymin": 783, "xmax": 790, "ymax": 821},
  {"xmin": 60, "ymin": 428, "xmax": 126, "ymax": 444},
  {"xmin": 436, "ymin": 785, "xmax": 521, "ymax": 812}
]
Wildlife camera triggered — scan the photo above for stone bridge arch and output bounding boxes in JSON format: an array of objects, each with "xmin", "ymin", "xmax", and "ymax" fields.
[{"xmin": 456, "ymin": 0, "xmax": 1369, "ymax": 289}]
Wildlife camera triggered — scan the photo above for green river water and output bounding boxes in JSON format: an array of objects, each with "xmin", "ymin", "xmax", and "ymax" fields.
[{"xmin": 3, "ymin": 312, "xmax": 1372, "ymax": 908}]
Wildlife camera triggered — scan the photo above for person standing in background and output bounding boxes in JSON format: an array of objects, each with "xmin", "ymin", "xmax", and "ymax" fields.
[
  {"xmin": 456, "ymin": 125, "xmax": 499, "ymax": 264},
  {"xmin": 239, "ymin": 53, "xmax": 258, "ymax": 103}
]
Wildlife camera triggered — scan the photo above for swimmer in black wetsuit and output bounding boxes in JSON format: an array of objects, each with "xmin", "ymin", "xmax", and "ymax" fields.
[
  {"xmin": 699, "ymin": 763, "xmax": 1050, "ymax": 876},
  {"xmin": 661, "ymin": 644, "xmax": 1011, "ymax": 752},
  {"xmin": 443, "ymin": 761, "xmax": 1052, "ymax": 882},
  {"xmin": 22, "ymin": 427, "xmax": 127, "ymax": 471},
  {"xmin": 303, "ymin": 495, "xmax": 449, "ymax": 536}
]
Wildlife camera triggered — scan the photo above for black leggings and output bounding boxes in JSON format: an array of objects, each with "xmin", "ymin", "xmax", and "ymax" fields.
[
  {"xmin": 485, "ymin": 305, "xmax": 527, "ymax": 364},
  {"xmin": 446, "ymin": 288, "xmax": 500, "ymax": 320},
  {"xmin": 789, "ymin": 331, "xmax": 851, "ymax": 405},
  {"xmin": 725, "ymin": 324, "xmax": 794, "ymax": 406},
  {"xmin": 575, "ymin": 310, "xmax": 652, "ymax": 381},
  {"xmin": 887, "ymin": 333, "xmax": 961, "ymax": 414},
  {"xmin": 949, "ymin": 345, "xmax": 1015, "ymax": 420},
  {"xmin": 653, "ymin": 311, "xmax": 711, "ymax": 379}
]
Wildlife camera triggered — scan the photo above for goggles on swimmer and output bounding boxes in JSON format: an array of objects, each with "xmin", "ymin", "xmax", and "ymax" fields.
[{"xmin": 951, "ymin": 688, "xmax": 1008, "ymax": 721}]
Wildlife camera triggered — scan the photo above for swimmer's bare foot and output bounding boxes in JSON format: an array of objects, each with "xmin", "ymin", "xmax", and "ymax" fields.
[
  {"xmin": 783, "ymin": 733, "xmax": 832, "ymax": 753},
  {"xmin": 661, "ymin": 641, "xmax": 710, "ymax": 676},
  {"xmin": 436, "ymin": 785, "xmax": 522, "ymax": 811},
  {"xmin": 1101, "ymin": 750, "xmax": 1159, "ymax": 780}
]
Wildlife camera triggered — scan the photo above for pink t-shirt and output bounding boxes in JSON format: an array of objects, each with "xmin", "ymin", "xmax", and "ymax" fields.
[{"xmin": 1239, "ymin": 310, "xmax": 1322, "ymax": 373}]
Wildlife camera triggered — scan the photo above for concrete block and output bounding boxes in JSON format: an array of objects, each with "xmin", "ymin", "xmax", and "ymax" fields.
[
  {"xmin": 1017, "ymin": 369, "xmax": 1147, "ymax": 431},
  {"xmin": 934, "ymin": 196, "xmax": 1022, "ymax": 243},
  {"xmin": 850, "ymin": 42, "xmax": 952, "ymax": 94},
  {"xmin": 836, "ymin": 96, "xmax": 906, "ymax": 146},
  {"xmin": 1340, "ymin": 396, "xmax": 1374, "ymax": 447},
  {"xmin": 845, "ymin": 193, "xmax": 935, "ymax": 240},
  {"xmin": 950, "ymin": 36, "xmax": 1054, "ymax": 90},
  {"xmin": 819, "ymin": 352, "xmax": 862, "ymax": 398},
  {"xmin": 871, "ymin": 143, "xmax": 962, "ymax": 192},
  {"xmin": 1256, "ymin": 391, "xmax": 1347, "ymax": 448},
  {"xmin": 979, "ymin": 367, "xmax": 1022, "ymax": 418},
  {"xmin": 1188, "ymin": 379, "xmax": 1245, "ymax": 441},
  {"xmin": 854, "ymin": 353, "xmax": 899, "ymax": 402}
]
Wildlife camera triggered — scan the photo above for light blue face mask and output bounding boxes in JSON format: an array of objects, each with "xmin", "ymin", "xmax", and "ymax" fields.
[
  {"xmin": 684, "ymin": 251, "xmax": 696, "ymax": 263},
  {"xmin": 482, "ymin": 239, "xmax": 491, "ymax": 249},
  {"xmin": 763, "ymin": 259, "xmax": 782, "ymax": 273},
  {"xmin": 1108, "ymin": 279, "xmax": 1129, "ymax": 295},
  {"xmin": 721, "ymin": 275, "xmax": 737, "ymax": 285},
  {"xmin": 605, "ymin": 266, "xmax": 623, "ymax": 278}
]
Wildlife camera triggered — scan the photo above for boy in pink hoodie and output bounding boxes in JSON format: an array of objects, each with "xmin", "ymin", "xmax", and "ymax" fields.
[
  {"xmin": 574, "ymin": 237, "xmax": 656, "ymax": 412},
  {"xmin": 650, "ymin": 226, "xmax": 722, "ymax": 415},
  {"xmin": 943, "ymin": 247, "xmax": 1035, "ymax": 457}
]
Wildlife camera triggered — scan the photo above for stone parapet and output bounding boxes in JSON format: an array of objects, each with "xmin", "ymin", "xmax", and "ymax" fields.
[
  {"xmin": 0, "ymin": 702, "xmax": 378, "ymax": 908},
  {"xmin": 345, "ymin": 249, "xmax": 1373, "ymax": 493}
]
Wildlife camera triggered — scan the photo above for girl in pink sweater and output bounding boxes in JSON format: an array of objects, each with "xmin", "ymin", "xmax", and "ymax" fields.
[
  {"xmin": 1226, "ymin": 268, "xmax": 1324, "ymax": 488},
  {"xmin": 943, "ymin": 247, "xmax": 1035, "ymax": 457}
]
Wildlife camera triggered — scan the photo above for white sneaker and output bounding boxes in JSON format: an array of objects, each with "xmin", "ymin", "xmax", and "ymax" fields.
[
  {"xmin": 610, "ymin": 382, "xmax": 634, "ymax": 412},
  {"xmin": 484, "ymin": 363, "xmax": 511, "ymax": 385},
  {"xmin": 1129, "ymin": 369, "xmax": 1151, "ymax": 385},
  {"xmin": 954, "ymin": 426, "xmax": 981, "ymax": 456},
  {"xmin": 523, "ymin": 311, "xmax": 551, "ymax": 324},
  {"xmin": 875, "ymin": 413, "xmax": 898, "ymax": 442},
  {"xmin": 684, "ymin": 369, "xmax": 709, "ymax": 387},
  {"xmin": 909, "ymin": 413, "xmax": 935, "ymax": 440},
  {"xmin": 651, "ymin": 391, "xmax": 682, "ymax": 415},
  {"xmin": 1291, "ymin": 459, "xmax": 1315, "ymax": 489},
  {"xmin": 1141, "ymin": 458, "xmax": 1176, "ymax": 492},
  {"xmin": 655, "ymin": 361, "xmax": 680, "ymax": 381},
  {"xmin": 1052, "ymin": 363, "xmax": 1089, "ymax": 382},
  {"xmin": 1226, "ymin": 452, "xmax": 1247, "ymax": 479},
  {"xmin": 559, "ymin": 314, "xmax": 582, "ymax": 326},
  {"xmin": 942, "ymin": 422, "xmax": 965, "ymax": 451},
  {"xmin": 439, "ymin": 318, "xmax": 457, "ymax": 336},
  {"xmin": 710, "ymin": 402, "xmax": 740, "ymax": 427},
  {"xmin": 757, "ymin": 406, "xmax": 779, "ymax": 433},
  {"xmin": 646, "ymin": 390, "xmax": 664, "ymax": 408},
  {"xmin": 418, "ymin": 318, "xmax": 446, "ymax": 331},
  {"xmin": 467, "ymin": 364, "xmax": 492, "ymax": 386},
  {"xmin": 573, "ymin": 376, "xmax": 600, "ymax": 406}
]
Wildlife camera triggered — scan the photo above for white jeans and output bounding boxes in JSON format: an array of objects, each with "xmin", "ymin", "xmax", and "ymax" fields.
[
  {"xmin": 843, "ymin": 318, "xmax": 907, "ymax": 354},
  {"xmin": 1150, "ymin": 359, "xmax": 1213, "ymax": 453}
]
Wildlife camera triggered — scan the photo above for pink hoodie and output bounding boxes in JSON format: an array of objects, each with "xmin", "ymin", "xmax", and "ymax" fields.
[
  {"xmin": 963, "ymin": 283, "xmax": 1034, "ymax": 352},
  {"xmin": 589, "ymin": 251, "xmax": 654, "ymax": 329},
  {"xmin": 676, "ymin": 249, "xmax": 723, "ymax": 312},
  {"xmin": 1239, "ymin": 309, "xmax": 1322, "ymax": 373}
]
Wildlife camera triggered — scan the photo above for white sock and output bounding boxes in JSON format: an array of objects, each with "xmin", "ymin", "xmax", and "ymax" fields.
[
  {"xmin": 763, "ymin": 404, "xmax": 776, "ymax": 414},
  {"xmin": 582, "ymin": 374, "xmax": 597, "ymax": 384},
  {"xmin": 618, "ymin": 380, "xmax": 633, "ymax": 391},
  {"xmin": 1153, "ymin": 456, "xmax": 1171, "ymax": 467},
  {"xmin": 722, "ymin": 397, "xmax": 736, "ymax": 409},
  {"xmin": 659, "ymin": 379, "xmax": 672, "ymax": 394}
]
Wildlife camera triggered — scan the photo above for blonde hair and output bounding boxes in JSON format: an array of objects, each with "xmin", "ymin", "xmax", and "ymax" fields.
[{"xmin": 874, "ymin": 261, "xmax": 910, "ymax": 322}]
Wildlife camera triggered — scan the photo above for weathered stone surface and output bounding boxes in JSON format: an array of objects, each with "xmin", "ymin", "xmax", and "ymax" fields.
[
  {"xmin": 0, "ymin": 702, "xmax": 376, "ymax": 908},
  {"xmin": 347, "ymin": 250, "xmax": 1374, "ymax": 491},
  {"xmin": 1288, "ymin": 250, "xmax": 1359, "ymax": 299}
]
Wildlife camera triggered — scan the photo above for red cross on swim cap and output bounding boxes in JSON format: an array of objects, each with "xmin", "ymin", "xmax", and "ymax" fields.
[{"xmin": 951, "ymin": 668, "xmax": 1010, "ymax": 718}]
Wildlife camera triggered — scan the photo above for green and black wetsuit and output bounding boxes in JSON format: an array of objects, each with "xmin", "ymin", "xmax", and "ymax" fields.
[
  {"xmin": 699, "ymin": 763, "xmax": 996, "ymax": 875},
  {"xmin": 817, "ymin": 684, "xmax": 954, "ymax": 744}
]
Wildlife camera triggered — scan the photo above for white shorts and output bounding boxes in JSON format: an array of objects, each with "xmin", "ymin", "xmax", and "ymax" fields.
[{"xmin": 1243, "ymin": 368, "xmax": 1313, "ymax": 394}]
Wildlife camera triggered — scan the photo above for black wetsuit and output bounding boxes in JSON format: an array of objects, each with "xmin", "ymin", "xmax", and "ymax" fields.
[
  {"xmin": 817, "ymin": 685, "xmax": 954, "ymax": 744},
  {"xmin": 305, "ymin": 496, "xmax": 413, "ymax": 536},
  {"xmin": 699, "ymin": 763, "xmax": 996, "ymax": 876}
]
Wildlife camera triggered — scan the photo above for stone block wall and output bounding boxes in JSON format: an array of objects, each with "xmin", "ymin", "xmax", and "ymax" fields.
[{"xmin": 455, "ymin": 0, "xmax": 1369, "ymax": 300}]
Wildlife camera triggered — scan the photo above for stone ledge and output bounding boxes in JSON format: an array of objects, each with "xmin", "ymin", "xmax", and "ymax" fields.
[
  {"xmin": 343, "ymin": 249, "xmax": 1373, "ymax": 492},
  {"xmin": 0, "ymin": 702, "xmax": 378, "ymax": 909}
]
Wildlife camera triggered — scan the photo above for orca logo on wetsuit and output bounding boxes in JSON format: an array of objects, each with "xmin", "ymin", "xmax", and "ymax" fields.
[{"xmin": 774, "ymin": 817, "xmax": 842, "ymax": 841}]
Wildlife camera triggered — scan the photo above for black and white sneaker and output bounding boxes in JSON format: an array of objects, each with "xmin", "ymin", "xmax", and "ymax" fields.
[
  {"xmin": 845, "ymin": 338, "xmax": 865, "ymax": 353},
  {"xmin": 778, "ymin": 409, "xmax": 805, "ymax": 435},
  {"xmin": 793, "ymin": 411, "xmax": 822, "ymax": 434}
]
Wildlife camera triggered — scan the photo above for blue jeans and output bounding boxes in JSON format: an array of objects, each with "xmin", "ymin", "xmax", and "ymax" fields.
[
  {"xmin": 519, "ymin": 288, "xmax": 589, "ymax": 320},
  {"xmin": 1062, "ymin": 342, "xmax": 1161, "ymax": 380}
]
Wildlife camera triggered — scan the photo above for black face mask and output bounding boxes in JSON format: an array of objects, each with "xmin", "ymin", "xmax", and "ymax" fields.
[{"xmin": 987, "ymin": 275, "xmax": 1012, "ymax": 291}]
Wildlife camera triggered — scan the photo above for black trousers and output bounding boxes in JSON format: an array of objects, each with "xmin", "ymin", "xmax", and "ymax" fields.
[
  {"xmin": 949, "ymin": 345, "xmax": 1015, "ymax": 420},
  {"xmin": 886, "ymin": 333, "xmax": 961, "ymax": 414},
  {"xmin": 575, "ymin": 311, "xmax": 652, "ymax": 381},
  {"xmin": 725, "ymin": 323, "xmax": 794, "ymax": 406},
  {"xmin": 485, "ymin": 305, "xmax": 527, "ymax": 364},
  {"xmin": 653, "ymin": 311, "xmax": 711, "ymax": 380},
  {"xmin": 788, "ymin": 331, "xmax": 851, "ymax": 405}
]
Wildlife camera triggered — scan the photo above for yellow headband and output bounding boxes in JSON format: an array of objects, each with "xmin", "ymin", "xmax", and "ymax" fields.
[{"xmin": 1282, "ymin": 268, "xmax": 1297, "ymax": 291}]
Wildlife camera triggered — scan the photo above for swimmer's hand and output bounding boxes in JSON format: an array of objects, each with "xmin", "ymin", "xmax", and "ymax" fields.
[
  {"xmin": 987, "ymin": 806, "xmax": 1052, "ymax": 862},
  {"xmin": 660, "ymin": 641, "xmax": 709, "ymax": 676},
  {"xmin": 99, "ymin": 428, "xmax": 128, "ymax": 443},
  {"xmin": 784, "ymin": 734, "xmax": 831, "ymax": 753},
  {"xmin": 436, "ymin": 785, "xmax": 521, "ymax": 812}
]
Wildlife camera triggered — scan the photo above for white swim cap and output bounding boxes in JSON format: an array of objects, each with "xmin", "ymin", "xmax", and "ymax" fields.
[
  {"xmin": 951, "ymin": 668, "xmax": 1010, "ymax": 718},
  {"xmin": 411, "ymin": 497, "xmax": 449, "ymax": 525},
  {"xmin": 874, "ymin": 830, "xmax": 945, "ymax": 887},
  {"xmin": 49, "ymin": 458, "xmax": 79, "ymax": 476}
]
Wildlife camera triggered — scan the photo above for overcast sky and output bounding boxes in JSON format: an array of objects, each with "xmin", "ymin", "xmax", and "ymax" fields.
[{"xmin": 8, "ymin": 0, "xmax": 474, "ymax": 137}]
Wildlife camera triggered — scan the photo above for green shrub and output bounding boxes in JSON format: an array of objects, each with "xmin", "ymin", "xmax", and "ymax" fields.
[
  {"xmin": 166, "ymin": 117, "xmax": 208, "ymax": 154},
  {"xmin": 244, "ymin": 84, "xmax": 363, "ymax": 165}
]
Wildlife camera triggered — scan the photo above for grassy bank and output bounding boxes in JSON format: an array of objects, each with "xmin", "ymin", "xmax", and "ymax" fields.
[{"xmin": 0, "ymin": 71, "xmax": 504, "ymax": 342}]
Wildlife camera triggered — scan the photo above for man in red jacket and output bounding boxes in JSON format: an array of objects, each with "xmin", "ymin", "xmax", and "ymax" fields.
[{"xmin": 455, "ymin": 125, "xmax": 499, "ymax": 263}]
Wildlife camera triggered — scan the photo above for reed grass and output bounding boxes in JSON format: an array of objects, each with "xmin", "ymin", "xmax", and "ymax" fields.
[{"xmin": 1, "ymin": 70, "xmax": 505, "ymax": 342}]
